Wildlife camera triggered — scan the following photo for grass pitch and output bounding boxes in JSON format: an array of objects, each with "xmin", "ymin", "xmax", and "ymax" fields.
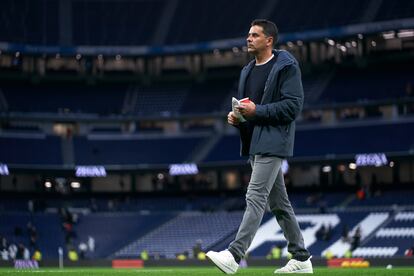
[{"xmin": 0, "ymin": 267, "xmax": 414, "ymax": 275}]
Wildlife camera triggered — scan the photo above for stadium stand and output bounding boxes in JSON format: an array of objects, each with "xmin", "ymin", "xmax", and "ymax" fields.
[
  {"xmin": 352, "ymin": 211, "xmax": 414, "ymax": 257},
  {"xmin": 1, "ymin": 0, "xmax": 414, "ymax": 266},
  {"xmin": 374, "ymin": 0, "xmax": 414, "ymax": 22},
  {"xmin": 72, "ymin": 0, "xmax": 165, "ymax": 46},
  {"xmin": 1, "ymin": 84, "xmax": 127, "ymax": 115},
  {"xmin": 318, "ymin": 64, "xmax": 413, "ymax": 104},
  {"xmin": 73, "ymin": 135, "xmax": 205, "ymax": 165},
  {"xmin": 130, "ymin": 87, "xmax": 189, "ymax": 117},
  {"xmin": 74, "ymin": 212, "xmax": 175, "ymax": 258},
  {"xmin": 0, "ymin": 135, "xmax": 62, "ymax": 165},
  {"xmin": 2, "ymin": 0, "xmax": 414, "ymax": 46},
  {"xmin": 205, "ymin": 121, "xmax": 414, "ymax": 162},
  {"xmin": 0, "ymin": 212, "xmax": 64, "ymax": 259},
  {"xmin": 0, "ymin": 0, "xmax": 59, "ymax": 45},
  {"xmin": 1, "ymin": 204, "xmax": 408, "ymax": 259},
  {"xmin": 113, "ymin": 211, "xmax": 244, "ymax": 259},
  {"xmin": 1, "ymin": 62, "xmax": 412, "ymax": 117},
  {"xmin": 348, "ymin": 190, "xmax": 414, "ymax": 207},
  {"xmin": 0, "ymin": 189, "xmax": 413, "ymax": 259}
]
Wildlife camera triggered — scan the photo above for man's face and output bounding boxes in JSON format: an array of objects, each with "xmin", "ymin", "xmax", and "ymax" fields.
[{"xmin": 246, "ymin": 25, "xmax": 272, "ymax": 54}]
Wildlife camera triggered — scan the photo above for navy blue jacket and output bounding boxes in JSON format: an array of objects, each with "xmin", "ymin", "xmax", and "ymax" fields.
[{"xmin": 237, "ymin": 49, "xmax": 304, "ymax": 158}]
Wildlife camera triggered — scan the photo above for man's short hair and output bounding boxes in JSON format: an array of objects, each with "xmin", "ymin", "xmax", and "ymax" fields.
[{"xmin": 251, "ymin": 19, "xmax": 279, "ymax": 47}]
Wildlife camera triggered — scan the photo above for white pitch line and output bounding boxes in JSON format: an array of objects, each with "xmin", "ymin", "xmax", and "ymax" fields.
[
  {"xmin": 1, "ymin": 269, "xmax": 177, "ymax": 273},
  {"xmin": 134, "ymin": 270, "xmax": 175, "ymax": 273}
]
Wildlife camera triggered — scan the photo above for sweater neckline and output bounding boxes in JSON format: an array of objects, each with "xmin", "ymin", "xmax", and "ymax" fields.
[{"xmin": 255, "ymin": 54, "xmax": 275, "ymax": 66}]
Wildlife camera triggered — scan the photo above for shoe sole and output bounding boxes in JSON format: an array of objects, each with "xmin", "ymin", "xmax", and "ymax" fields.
[
  {"xmin": 206, "ymin": 252, "xmax": 237, "ymax": 274},
  {"xmin": 275, "ymin": 268, "xmax": 313, "ymax": 274}
]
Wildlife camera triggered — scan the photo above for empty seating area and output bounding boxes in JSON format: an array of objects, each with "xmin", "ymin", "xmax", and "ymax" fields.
[
  {"xmin": 132, "ymin": 87, "xmax": 189, "ymax": 117},
  {"xmin": 180, "ymin": 80, "xmax": 235, "ymax": 114},
  {"xmin": 1, "ymin": 63, "xmax": 411, "ymax": 116},
  {"xmin": 305, "ymin": 212, "xmax": 370, "ymax": 258},
  {"xmin": 205, "ymin": 121, "xmax": 414, "ymax": 162},
  {"xmin": 0, "ymin": 0, "xmax": 59, "ymax": 45},
  {"xmin": 349, "ymin": 190, "xmax": 414, "ymax": 207},
  {"xmin": 0, "ymin": 135, "xmax": 62, "ymax": 165},
  {"xmin": 353, "ymin": 211, "xmax": 414, "ymax": 257},
  {"xmin": 0, "ymin": 195, "xmax": 227, "ymax": 213},
  {"xmin": 74, "ymin": 212, "xmax": 175, "ymax": 258},
  {"xmin": 1, "ymin": 0, "xmax": 414, "ymax": 264},
  {"xmin": 294, "ymin": 121, "xmax": 414, "ymax": 157},
  {"xmin": 249, "ymin": 210, "xmax": 414, "ymax": 258},
  {"xmin": 118, "ymin": 196, "xmax": 226, "ymax": 212},
  {"xmin": 0, "ymin": 190, "xmax": 411, "ymax": 214},
  {"xmin": 375, "ymin": 0, "xmax": 414, "ymax": 22},
  {"xmin": 267, "ymin": 0, "xmax": 370, "ymax": 33},
  {"xmin": 318, "ymin": 65, "xmax": 413, "ymax": 104},
  {"xmin": 2, "ymin": 0, "xmax": 413, "ymax": 46},
  {"xmin": 0, "ymin": 82, "xmax": 233, "ymax": 116},
  {"xmin": 164, "ymin": 0, "xmax": 259, "ymax": 45},
  {"xmin": 1, "ymin": 195, "xmax": 414, "ymax": 259},
  {"xmin": 0, "ymin": 212, "xmax": 64, "ymax": 259},
  {"xmin": 0, "ymin": 211, "xmax": 174, "ymax": 259},
  {"xmin": 203, "ymin": 134, "xmax": 245, "ymax": 163},
  {"xmin": 114, "ymin": 211, "xmax": 243, "ymax": 258},
  {"xmin": 0, "ymin": 128, "xmax": 210, "ymax": 166},
  {"xmin": 73, "ymin": 135, "xmax": 204, "ymax": 165},
  {"xmin": 289, "ymin": 192, "xmax": 350, "ymax": 209},
  {"xmin": 1, "ymin": 83, "xmax": 127, "ymax": 115},
  {"xmin": 72, "ymin": 0, "xmax": 165, "ymax": 46},
  {"xmin": 108, "ymin": 208, "xmax": 414, "ymax": 258},
  {"xmin": 1, "ymin": 120, "xmax": 413, "ymax": 165},
  {"xmin": 0, "ymin": 192, "xmax": 350, "ymax": 213}
]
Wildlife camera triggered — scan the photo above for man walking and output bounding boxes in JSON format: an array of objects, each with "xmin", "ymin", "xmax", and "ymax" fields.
[{"xmin": 206, "ymin": 19, "xmax": 312, "ymax": 274}]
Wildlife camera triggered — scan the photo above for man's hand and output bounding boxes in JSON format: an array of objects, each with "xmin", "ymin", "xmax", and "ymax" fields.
[
  {"xmin": 237, "ymin": 101, "xmax": 256, "ymax": 118},
  {"xmin": 227, "ymin": 111, "xmax": 240, "ymax": 126}
]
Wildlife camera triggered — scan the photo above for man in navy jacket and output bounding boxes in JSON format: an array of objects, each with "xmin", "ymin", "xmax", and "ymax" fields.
[{"xmin": 207, "ymin": 19, "xmax": 312, "ymax": 274}]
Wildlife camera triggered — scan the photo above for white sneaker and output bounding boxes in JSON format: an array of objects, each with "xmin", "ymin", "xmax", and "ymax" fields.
[
  {"xmin": 206, "ymin": 250, "xmax": 239, "ymax": 274},
  {"xmin": 274, "ymin": 257, "xmax": 313, "ymax": 274}
]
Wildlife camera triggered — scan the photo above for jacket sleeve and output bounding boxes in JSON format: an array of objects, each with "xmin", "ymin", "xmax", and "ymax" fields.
[{"xmin": 252, "ymin": 64, "xmax": 304, "ymax": 124}]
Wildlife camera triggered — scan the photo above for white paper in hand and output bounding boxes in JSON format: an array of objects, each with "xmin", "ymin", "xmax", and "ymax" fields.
[{"xmin": 232, "ymin": 97, "xmax": 246, "ymax": 123}]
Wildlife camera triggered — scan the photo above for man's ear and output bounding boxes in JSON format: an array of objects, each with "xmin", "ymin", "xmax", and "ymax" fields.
[{"xmin": 267, "ymin": 36, "xmax": 274, "ymax": 47}]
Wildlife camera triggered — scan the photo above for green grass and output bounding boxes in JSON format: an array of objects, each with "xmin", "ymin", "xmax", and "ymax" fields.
[{"xmin": 0, "ymin": 267, "xmax": 413, "ymax": 275}]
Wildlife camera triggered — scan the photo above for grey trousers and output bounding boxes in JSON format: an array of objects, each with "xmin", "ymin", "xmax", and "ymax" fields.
[{"xmin": 228, "ymin": 155, "xmax": 310, "ymax": 260}]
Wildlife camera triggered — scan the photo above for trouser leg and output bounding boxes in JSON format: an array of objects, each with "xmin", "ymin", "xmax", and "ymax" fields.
[
  {"xmin": 267, "ymin": 168, "xmax": 310, "ymax": 260},
  {"xmin": 228, "ymin": 155, "xmax": 281, "ymax": 259}
]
